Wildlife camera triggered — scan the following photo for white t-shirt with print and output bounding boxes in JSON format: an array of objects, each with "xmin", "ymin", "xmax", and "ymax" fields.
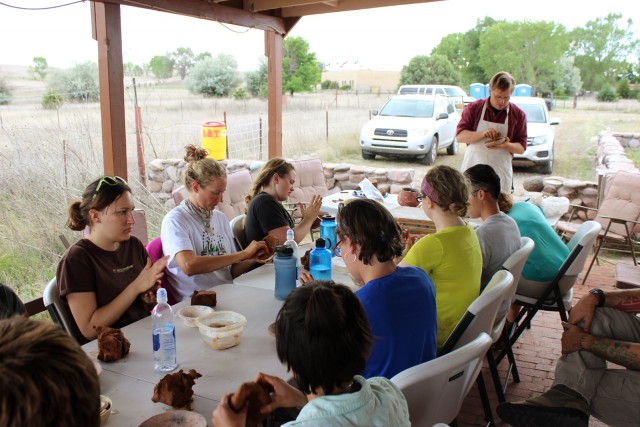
[{"xmin": 161, "ymin": 204, "xmax": 236, "ymax": 301}]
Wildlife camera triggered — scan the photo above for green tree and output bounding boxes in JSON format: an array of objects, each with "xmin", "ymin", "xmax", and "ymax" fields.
[
  {"xmin": 196, "ymin": 52, "xmax": 212, "ymax": 62},
  {"xmin": 186, "ymin": 54, "xmax": 240, "ymax": 97},
  {"xmin": 570, "ymin": 13, "xmax": 639, "ymax": 90},
  {"xmin": 478, "ymin": 20, "xmax": 569, "ymax": 94},
  {"xmin": 246, "ymin": 58, "xmax": 268, "ymax": 97},
  {"xmin": 28, "ymin": 56, "xmax": 48, "ymax": 80},
  {"xmin": 172, "ymin": 47, "xmax": 195, "ymax": 80},
  {"xmin": 398, "ymin": 54, "xmax": 460, "ymax": 86},
  {"xmin": 282, "ymin": 36, "xmax": 321, "ymax": 95},
  {"xmin": 548, "ymin": 56, "xmax": 582, "ymax": 96},
  {"xmin": 0, "ymin": 75, "xmax": 11, "ymax": 105},
  {"xmin": 123, "ymin": 62, "xmax": 143, "ymax": 77},
  {"xmin": 48, "ymin": 62, "xmax": 99, "ymax": 102},
  {"xmin": 149, "ymin": 55, "xmax": 174, "ymax": 79}
]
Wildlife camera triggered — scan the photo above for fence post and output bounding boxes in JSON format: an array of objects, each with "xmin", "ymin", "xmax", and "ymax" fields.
[
  {"xmin": 326, "ymin": 106, "xmax": 329, "ymax": 143},
  {"xmin": 133, "ymin": 77, "xmax": 146, "ymax": 186},
  {"xmin": 259, "ymin": 113, "xmax": 263, "ymax": 160},
  {"xmin": 224, "ymin": 111, "xmax": 229, "ymax": 159}
]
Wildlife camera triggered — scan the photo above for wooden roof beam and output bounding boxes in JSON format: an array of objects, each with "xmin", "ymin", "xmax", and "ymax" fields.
[
  {"xmin": 105, "ymin": 0, "xmax": 287, "ymax": 34},
  {"xmin": 246, "ymin": 0, "xmax": 337, "ymax": 13},
  {"xmin": 280, "ymin": 0, "xmax": 440, "ymax": 17}
]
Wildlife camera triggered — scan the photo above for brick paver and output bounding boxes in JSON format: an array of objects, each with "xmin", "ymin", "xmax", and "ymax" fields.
[{"xmin": 457, "ymin": 253, "xmax": 625, "ymax": 427}]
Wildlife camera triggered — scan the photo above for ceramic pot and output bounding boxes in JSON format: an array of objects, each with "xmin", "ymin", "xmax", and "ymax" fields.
[{"xmin": 397, "ymin": 188, "xmax": 420, "ymax": 207}]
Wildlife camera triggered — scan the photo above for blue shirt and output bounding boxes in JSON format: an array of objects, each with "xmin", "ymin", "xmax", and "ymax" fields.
[{"xmin": 356, "ymin": 266, "xmax": 437, "ymax": 379}]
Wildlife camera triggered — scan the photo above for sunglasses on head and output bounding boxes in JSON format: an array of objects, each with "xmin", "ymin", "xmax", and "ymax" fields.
[{"xmin": 93, "ymin": 176, "xmax": 127, "ymax": 199}]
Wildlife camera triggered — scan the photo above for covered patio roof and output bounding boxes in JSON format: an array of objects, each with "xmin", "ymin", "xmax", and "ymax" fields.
[{"xmin": 90, "ymin": 0, "xmax": 442, "ymax": 179}]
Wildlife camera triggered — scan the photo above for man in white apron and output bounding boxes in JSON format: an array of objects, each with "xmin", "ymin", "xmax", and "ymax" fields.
[{"xmin": 457, "ymin": 71, "xmax": 528, "ymax": 194}]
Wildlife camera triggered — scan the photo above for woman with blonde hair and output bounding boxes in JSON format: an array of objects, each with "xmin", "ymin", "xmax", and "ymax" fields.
[
  {"xmin": 57, "ymin": 175, "xmax": 168, "ymax": 341},
  {"xmin": 161, "ymin": 145, "xmax": 267, "ymax": 301},
  {"xmin": 244, "ymin": 158, "xmax": 322, "ymax": 245},
  {"xmin": 400, "ymin": 165, "xmax": 482, "ymax": 349}
]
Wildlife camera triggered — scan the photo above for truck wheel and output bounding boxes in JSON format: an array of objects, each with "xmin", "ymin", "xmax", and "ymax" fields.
[{"xmin": 362, "ymin": 151, "xmax": 375, "ymax": 160}]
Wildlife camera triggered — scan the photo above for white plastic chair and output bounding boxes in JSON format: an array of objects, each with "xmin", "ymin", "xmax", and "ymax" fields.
[
  {"xmin": 438, "ymin": 270, "xmax": 514, "ymax": 426},
  {"xmin": 487, "ymin": 237, "xmax": 534, "ymax": 402},
  {"xmin": 43, "ymin": 278, "xmax": 87, "ymax": 344},
  {"xmin": 392, "ymin": 333, "xmax": 492, "ymax": 427},
  {"xmin": 230, "ymin": 214, "xmax": 247, "ymax": 250}
]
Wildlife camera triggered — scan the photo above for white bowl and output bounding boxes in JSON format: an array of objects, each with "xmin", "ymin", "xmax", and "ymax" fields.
[
  {"xmin": 195, "ymin": 311, "xmax": 247, "ymax": 350},
  {"xmin": 176, "ymin": 306, "xmax": 215, "ymax": 327}
]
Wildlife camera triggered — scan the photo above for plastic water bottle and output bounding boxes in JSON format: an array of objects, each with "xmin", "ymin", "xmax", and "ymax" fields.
[
  {"xmin": 310, "ymin": 238, "xmax": 332, "ymax": 280},
  {"xmin": 274, "ymin": 245, "xmax": 298, "ymax": 301},
  {"xmin": 283, "ymin": 228, "xmax": 301, "ymax": 268},
  {"xmin": 319, "ymin": 216, "xmax": 337, "ymax": 257},
  {"xmin": 152, "ymin": 288, "xmax": 177, "ymax": 372}
]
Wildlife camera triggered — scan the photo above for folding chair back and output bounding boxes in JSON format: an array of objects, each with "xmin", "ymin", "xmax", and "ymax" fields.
[
  {"xmin": 392, "ymin": 333, "xmax": 492, "ymax": 427},
  {"xmin": 43, "ymin": 278, "xmax": 87, "ymax": 344},
  {"xmin": 440, "ymin": 270, "xmax": 513, "ymax": 355},
  {"xmin": 229, "ymin": 214, "xmax": 247, "ymax": 250}
]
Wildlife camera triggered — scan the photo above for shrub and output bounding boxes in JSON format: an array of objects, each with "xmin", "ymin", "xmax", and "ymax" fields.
[
  {"xmin": 617, "ymin": 79, "xmax": 632, "ymax": 99},
  {"xmin": 187, "ymin": 55, "xmax": 240, "ymax": 97},
  {"xmin": 47, "ymin": 62, "xmax": 99, "ymax": 102},
  {"xmin": 597, "ymin": 85, "xmax": 618, "ymax": 102},
  {"xmin": 0, "ymin": 76, "xmax": 12, "ymax": 105},
  {"xmin": 339, "ymin": 84, "xmax": 352, "ymax": 91},
  {"xmin": 232, "ymin": 87, "xmax": 248, "ymax": 101},
  {"xmin": 41, "ymin": 90, "xmax": 64, "ymax": 110}
]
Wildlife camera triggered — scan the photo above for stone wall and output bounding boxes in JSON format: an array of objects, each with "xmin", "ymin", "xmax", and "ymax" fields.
[
  {"xmin": 147, "ymin": 157, "xmax": 416, "ymax": 209},
  {"xmin": 520, "ymin": 131, "xmax": 640, "ymax": 222}
]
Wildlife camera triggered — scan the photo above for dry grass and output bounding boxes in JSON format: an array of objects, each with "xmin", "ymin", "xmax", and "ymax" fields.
[{"xmin": 0, "ymin": 81, "xmax": 638, "ymax": 304}]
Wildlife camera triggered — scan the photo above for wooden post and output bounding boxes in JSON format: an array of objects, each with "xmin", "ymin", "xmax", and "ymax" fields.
[
  {"xmin": 133, "ymin": 78, "xmax": 146, "ymax": 186},
  {"xmin": 265, "ymin": 31, "xmax": 283, "ymax": 159},
  {"xmin": 92, "ymin": 2, "xmax": 127, "ymax": 179},
  {"xmin": 224, "ymin": 111, "xmax": 229, "ymax": 159}
]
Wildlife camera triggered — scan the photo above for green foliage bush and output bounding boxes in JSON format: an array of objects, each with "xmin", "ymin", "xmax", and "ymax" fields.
[
  {"xmin": 41, "ymin": 90, "xmax": 64, "ymax": 110},
  {"xmin": 246, "ymin": 59, "xmax": 268, "ymax": 98},
  {"xmin": 597, "ymin": 85, "xmax": 618, "ymax": 102},
  {"xmin": 617, "ymin": 79, "xmax": 632, "ymax": 99},
  {"xmin": 187, "ymin": 54, "xmax": 240, "ymax": 97},
  {"xmin": 0, "ymin": 76, "xmax": 11, "ymax": 105},
  {"xmin": 321, "ymin": 80, "xmax": 340, "ymax": 90},
  {"xmin": 339, "ymin": 84, "xmax": 352, "ymax": 90},
  {"xmin": 232, "ymin": 87, "xmax": 248, "ymax": 101},
  {"xmin": 48, "ymin": 62, "xmax": 99, "ymax": 102}
]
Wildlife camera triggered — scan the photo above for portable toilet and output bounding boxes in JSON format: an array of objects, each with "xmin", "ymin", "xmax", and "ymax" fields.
[
  {"xmin": 485, "ymin": 84, "xmax": 490, "ymax": 97},
  {"xmin": 514, "ymin": 84, "xmax": 532, "ymax": 97},
  {"xmin": 469, "ymin": 83, "xmax": 487, "ymax": 98}
]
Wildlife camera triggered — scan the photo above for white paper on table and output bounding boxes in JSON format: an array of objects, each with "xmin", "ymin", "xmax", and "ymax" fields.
[{"xmin": 359, "ymin": 178, "xmax": 384, "ymax": 202}]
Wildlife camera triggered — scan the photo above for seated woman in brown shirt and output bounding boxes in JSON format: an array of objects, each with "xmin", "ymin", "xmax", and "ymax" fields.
[{"xmin": 57, "ymin": 176, "xmax": 168, "ymax": 341}]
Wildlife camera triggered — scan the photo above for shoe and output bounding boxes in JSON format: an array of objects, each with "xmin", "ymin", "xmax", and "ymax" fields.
[{"xmin": 496, "ymin": 385, "xmax": 589, "ymax": 427}]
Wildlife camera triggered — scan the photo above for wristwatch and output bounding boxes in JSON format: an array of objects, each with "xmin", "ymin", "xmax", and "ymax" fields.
[{"xmin": 589, "ymin": 288, "xmax": 605, "ymax": 308}]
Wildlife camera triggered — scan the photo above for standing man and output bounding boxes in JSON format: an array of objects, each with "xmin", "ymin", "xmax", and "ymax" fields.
[
  {"xmin": 497, "ymin": 287, "xmax": 640, "ymax": 427},
  {"xmin": 457, "ymin": 71, "xmax": 527, "ymax": 193}
]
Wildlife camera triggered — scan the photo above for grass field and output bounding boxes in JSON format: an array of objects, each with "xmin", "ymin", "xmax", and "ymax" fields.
[{"xmin": 1, "ymin": 75, "xmax": 639, "ymax": 304}]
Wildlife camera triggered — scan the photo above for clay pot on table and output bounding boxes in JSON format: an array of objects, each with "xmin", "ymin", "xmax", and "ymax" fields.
[{"xmin": 397, "ymin": 188, "xmax": 421, "ymax": 207}]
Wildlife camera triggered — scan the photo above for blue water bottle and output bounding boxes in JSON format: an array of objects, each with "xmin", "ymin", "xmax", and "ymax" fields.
[
  {"xmin": 274, "ymin": 245, "xmax": 298, "ymax": 300},
  {"xmin": 152, "ymin": 288, "xmax": 177, "ymax": 372},
  {"xmin": 310, "ymin": 238, "xmax": 332, "ymax": 280},
  {"xmin": 319, "ymin": 215, "xmax": 337, "ymax": 257}
]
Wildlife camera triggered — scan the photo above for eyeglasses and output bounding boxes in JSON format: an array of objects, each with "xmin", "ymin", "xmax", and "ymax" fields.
[
  {"xmin": 332, "ymin": 239, "xmax": 342, "ymax": 257},
  {"xmin": 93, "ymin": 176, "xmax": 127, "ymax": 199}
]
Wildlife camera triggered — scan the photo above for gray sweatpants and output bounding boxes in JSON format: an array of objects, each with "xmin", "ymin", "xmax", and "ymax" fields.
[{"xmin": 554, "ymin": 307, "xmax": 640, "ymax": 427}]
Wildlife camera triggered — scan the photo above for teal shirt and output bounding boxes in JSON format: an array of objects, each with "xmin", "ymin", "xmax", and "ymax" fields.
[
  {"xmin": 283, "ymin": 376, "xmax": 410, "ymax": 427},
  {"xmin": 508, "ymin": 202, "xmax": 569, "ymax": 282}
]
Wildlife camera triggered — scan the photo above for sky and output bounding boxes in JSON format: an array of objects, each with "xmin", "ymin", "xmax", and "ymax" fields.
[{"xmin": 1, "ymin": 0, "xmax": 639, "ymax": 72}]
